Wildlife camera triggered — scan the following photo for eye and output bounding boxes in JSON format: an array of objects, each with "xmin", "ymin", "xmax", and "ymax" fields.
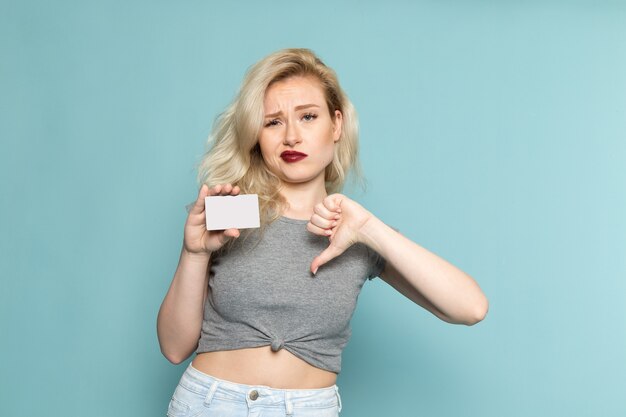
[
  {"xmin": 303, "ymin": 113, "xmax": 318, "ymax": 122},
  {"xmin": 265, "ymin": 119, "xmax": 280, "ymax": 127}
]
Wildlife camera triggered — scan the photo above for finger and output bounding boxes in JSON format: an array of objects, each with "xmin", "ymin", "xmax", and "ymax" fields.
[
  {"xmin": 209, "ymin": 184, "xmax": 222, "ymax": 196},
  {"xmin": 221, "ymin": 183, "xmax": 233, "ymax": 195},
  {"xmin": 314, "ymin": 202, "xmax": 339, "ymax": 220},
  {"xmin": 311, "ymin": 244, "xmax": 344, "ymax": 275},
  {"xmin": 224, "ymin": 228, "xmax": 240, "ymax": 238},
  {"xmin": 323, "ymin": 194, "xmax": 343, "ymax": 214},
  {"xmin": 310, "ymin": 213, "xmax": 336, "ymax": 230},
  {"xmin": 232, "ymin": 185, "xmax": 241, "ymax": 195},
  {"xmin": 307, "ymin": 220, "xmax": 334, "ymax": 237}
]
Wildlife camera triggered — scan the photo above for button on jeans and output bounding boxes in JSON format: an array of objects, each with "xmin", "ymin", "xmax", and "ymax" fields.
[{"xmin": 166, "ymin": 362, "xmax": 342, "ymax": 417}]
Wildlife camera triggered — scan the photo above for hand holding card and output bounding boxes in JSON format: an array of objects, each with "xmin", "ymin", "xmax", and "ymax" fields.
[{"xmin": 183, "ymin": 183, "xmax": 247, "ymax": 256}]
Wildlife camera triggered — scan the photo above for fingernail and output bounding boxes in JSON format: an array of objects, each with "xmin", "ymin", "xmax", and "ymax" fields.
[{"xmin": 313, "ymin": 267, "xmax": 318, "ymax": 275}]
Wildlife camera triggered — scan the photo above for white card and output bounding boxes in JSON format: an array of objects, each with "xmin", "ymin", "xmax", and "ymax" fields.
[{"xmin": 205, "ymin": 194, "xmax": 260, "ymax": 230}]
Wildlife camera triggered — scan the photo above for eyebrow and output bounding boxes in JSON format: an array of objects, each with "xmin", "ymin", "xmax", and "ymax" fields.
[{"xmin": 264, "ymin": 104, "xmax": 320, "ymax": 118}]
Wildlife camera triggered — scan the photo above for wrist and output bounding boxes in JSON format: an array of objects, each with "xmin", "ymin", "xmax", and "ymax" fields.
[
  {"xmin": 357, "ymin": 215, "xmax": 384, "ymax": 251},
  {"xmin": 182, "ymin": 246, "xmax": 211, "ymax": 263}
]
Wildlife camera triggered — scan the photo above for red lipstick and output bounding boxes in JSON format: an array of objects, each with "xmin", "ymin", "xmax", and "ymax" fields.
[{"xmin": 280, "ymin": 151, "xmax": 308, "ymax": 163}]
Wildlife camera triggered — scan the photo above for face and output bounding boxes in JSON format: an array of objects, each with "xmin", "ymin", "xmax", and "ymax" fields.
[{"xmin": 258, "ymin": 75, "xmax": 342, "ymax": 188}]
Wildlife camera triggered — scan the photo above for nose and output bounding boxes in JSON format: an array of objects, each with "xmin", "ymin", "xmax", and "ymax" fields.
[{"xmin": 283, "ymin": 119, "xmax": 301, "ymax": 147}]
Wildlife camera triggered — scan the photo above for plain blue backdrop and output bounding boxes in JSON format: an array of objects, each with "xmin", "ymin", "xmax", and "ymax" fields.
[{"xmin": 2, "ymin": 1, "xmax": 625, "ymax": 416}]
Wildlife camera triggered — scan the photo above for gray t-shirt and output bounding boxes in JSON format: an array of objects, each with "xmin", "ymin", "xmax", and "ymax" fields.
[{"xmin": 195, "ymin": 215, "xmax": 390, "ymax": 374}]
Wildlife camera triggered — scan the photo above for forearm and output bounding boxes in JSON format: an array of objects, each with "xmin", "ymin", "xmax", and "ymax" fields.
[
  {"xmin": 359, "ymin": 216, "xmax": 488, "ymax": 324},
  {"xmin": 157, "ymin": 244, "xmax": 210, "ymax": 363}
]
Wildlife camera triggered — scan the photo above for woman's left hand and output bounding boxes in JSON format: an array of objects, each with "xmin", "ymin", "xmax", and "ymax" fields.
[{"xmin": 307, "ymin": 193, "xmax": 374, "ymax": 275}]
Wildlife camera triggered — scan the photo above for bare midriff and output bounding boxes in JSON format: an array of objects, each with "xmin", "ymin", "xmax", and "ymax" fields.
[{"xmin": 191, "ymin": 346, "xmax": 337, "ymax": 389}]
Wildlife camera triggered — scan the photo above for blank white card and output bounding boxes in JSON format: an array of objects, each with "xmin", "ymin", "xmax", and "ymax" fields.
[{"xmin": 205, "ymin": 194, "xmax": 260, "ymax": 230}]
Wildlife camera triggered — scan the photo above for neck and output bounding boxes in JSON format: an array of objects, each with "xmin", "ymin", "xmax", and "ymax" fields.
[{"xmin": 279, "ymin": 177, "xmax": 328, "ymax": 220}]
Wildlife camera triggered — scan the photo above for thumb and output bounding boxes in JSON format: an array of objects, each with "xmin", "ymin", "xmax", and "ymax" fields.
[
  {"xmin": 187, "ymin": 184, "xmax": 208, "ymax": 214},
  {"xmin": 311, "ymin": 244, "xmax": 344, "ymax": 276}
]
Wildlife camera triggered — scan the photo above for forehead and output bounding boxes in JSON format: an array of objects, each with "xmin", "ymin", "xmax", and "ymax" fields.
[{"xmin": 263, "ymin": 76, "xmax": 326, "ymax": 109}]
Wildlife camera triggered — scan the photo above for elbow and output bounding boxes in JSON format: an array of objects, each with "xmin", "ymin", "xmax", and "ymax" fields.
[
  {"xmin": 156, "ymin": 322, "xmax": 197, "ymax": 365},
  {"xmin": 464, "ymin": 296, "xmax": 489, "ymax": 326},
  {"xmin": 158, "ymin": 340, "xmax": 192, "ymax": 365},
  {"xmin": 161, "ymin": 349, "xmax": 187, "ymax": 365}
]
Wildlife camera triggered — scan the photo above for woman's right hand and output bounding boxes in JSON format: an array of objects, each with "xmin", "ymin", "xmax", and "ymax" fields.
[{"xmin": 183, "ymin": 183, "xmax": 241, "ymax": 255}]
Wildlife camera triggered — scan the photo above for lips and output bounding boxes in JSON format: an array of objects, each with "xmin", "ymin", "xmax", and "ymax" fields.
[{"xmin": 280, "ymin": 151, "xmax": 308, "ymax": 162}]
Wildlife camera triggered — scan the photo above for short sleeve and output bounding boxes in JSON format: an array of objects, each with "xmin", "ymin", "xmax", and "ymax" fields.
[
  {"xmin": 365, "ymin": 225, "xmax": 400, "ymax": 281},
  {"xmin": 365, "ymin": 246, "xmax": 386, "ymax": 281}
]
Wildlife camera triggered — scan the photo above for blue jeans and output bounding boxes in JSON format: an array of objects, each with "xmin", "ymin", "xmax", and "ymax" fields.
[{"xmin": 167, "ymin": 362, "xmax": 343, "ymax": 416}]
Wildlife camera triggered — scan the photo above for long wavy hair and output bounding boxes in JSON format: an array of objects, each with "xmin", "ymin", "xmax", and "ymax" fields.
[{"xmin": 191, "ymin": 48, "xmax": 366, "ymax": 253}]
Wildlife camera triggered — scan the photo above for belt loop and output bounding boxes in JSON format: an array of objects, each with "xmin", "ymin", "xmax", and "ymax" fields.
[
  {"xmin": 203, "ymin": 380, "xmax": 219, "ymax": 407},
  {"xmin": 334, "ymin": 385, "xmax": 342, "ymax": 413},
  {"xmin": 285, "ymin": 391, "xmax": 293, "ymax": 415}
]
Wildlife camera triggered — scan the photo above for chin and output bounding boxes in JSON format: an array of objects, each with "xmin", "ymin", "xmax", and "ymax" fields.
[{"xmin": 279, "ymin": 171, "xmax": 321, "ymax": 183}]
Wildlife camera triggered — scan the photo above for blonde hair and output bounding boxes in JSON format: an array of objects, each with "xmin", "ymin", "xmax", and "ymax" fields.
[{"xmin": 193, "ymin": 48, "xmax": 366, "ymax": 252}]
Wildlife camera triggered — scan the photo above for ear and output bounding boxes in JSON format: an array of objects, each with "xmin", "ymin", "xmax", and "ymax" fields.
[{"xmin": 332, "ymin": 110, "xmax": 343, "ymax": 143}]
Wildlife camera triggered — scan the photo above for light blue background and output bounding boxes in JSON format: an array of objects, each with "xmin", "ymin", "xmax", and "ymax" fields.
[{"xmin": 2, "ymin": 1, "xmax": 625, "ymax": 416}]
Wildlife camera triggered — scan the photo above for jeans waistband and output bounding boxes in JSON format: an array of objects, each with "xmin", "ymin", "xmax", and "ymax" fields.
[{"xmin": 181, "ymin": 362, "xmax": 341, "ymax": 412}]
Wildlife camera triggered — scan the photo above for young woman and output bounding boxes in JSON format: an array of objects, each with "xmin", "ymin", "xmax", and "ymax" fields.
[{"xmin": 157, "ymin": 48, "xmax": 488, "ymax": 417}]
